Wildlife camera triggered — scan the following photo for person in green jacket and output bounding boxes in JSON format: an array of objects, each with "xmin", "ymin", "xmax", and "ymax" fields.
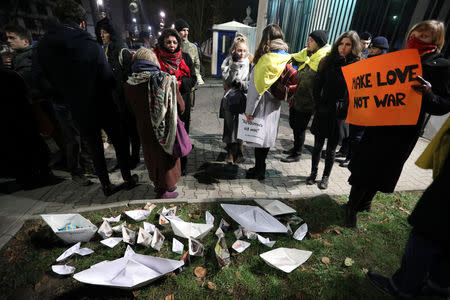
[{"xmin": 281, "ymin": 30, "xmax": 330, "ymax": 163}]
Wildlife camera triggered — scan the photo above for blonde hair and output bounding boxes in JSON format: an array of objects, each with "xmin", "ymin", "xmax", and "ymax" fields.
[
  {"xmin": 407, "ymin": 20, "xmax": 445, "ymax": 51},
  {"xmin": 229, "ymin": 33, "xmax": 249, "ymax": 56},
  {"xmin": 134, "ymin": 47, "xmax": 160, "ymax": 68}
]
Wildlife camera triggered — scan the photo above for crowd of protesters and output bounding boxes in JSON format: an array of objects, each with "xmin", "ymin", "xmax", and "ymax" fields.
[{"xmin": 1, "ymin": 0, "xmax": 449, "ymax": 298}]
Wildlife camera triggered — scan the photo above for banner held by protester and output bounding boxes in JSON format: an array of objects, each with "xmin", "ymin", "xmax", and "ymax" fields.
[
  {"xmin": 237, "ymin": 114, "xmax": 266, "ymax": 145},
  {"xmin": 342, "ymin": 49, "xmax": 423, "ymax": 126}
]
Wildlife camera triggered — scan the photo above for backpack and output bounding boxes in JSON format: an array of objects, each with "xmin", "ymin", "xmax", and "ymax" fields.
[{"xmin": 269, "ymin": 62, "xmax": 298, "ymax": 101}]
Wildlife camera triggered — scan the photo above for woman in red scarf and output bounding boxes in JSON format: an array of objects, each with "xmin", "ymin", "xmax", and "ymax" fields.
[
  {"xmin": 346, "ymin": 19, "xmax": 450, "ymax": 228},
  {"xmin": 154, "ymin": 29, "xmax": 196, "ymax": 175}
]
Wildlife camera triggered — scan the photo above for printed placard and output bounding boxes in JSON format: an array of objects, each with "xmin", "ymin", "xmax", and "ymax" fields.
[
  {"xmin": 237, "ymin": 114, "xmax": 265, "ymax": 145},
  {"xmin": 341, "ymin": 49, "xmax": 423, "ymax": 126}
]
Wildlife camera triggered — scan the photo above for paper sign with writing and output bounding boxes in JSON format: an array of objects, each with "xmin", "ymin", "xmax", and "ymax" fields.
[
  {"xmin": 341, "ymin": 49, "xmax": 423, "ymax": 126},
  {"xmin": 237, "ymin": 114, "xmax": 266, "ymax": 145}
]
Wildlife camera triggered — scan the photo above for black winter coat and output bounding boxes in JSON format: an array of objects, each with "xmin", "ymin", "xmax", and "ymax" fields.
[
  {"xmin": 348, "ymin": 51, "xmax": 450, "ymax": 192},
  {"xmin": 13, "ymin": 45, "xmax": 33, "ymax": 86},
  {"xmin": 37, "ymin": 23, "xmax": 116, "ymax": 133},
  {"xmin": 408, "ymin": 153, "xmax": 450, "ymax": 244},
  {"xmin": 311, "ymin": 55, "xmax": 357, "ymax": 138}
]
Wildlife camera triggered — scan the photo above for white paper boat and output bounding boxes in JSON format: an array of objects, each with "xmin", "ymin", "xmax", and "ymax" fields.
[
  {"xmin": 167, "ymin": 217, "xmax": 213, "ymax": 240},
  {"xmin": 100, "ymin": 237, "xmax": 123, "ymax": 248},
  {"xmin": 254, "ymin": 199, "xmax": 296, "ymax": 216},
  {"xmin": 220, "ymin": 204, "xmax": 288, "ymax": 233},
  {"xmin": 52, "ymin": 265, "xmax": 75, "ymax": 275},
  {"xmin": 172, "ymin": 238, "xmax": 184, "ymax": 254},
  {"xmin": 102, "ymin": 215, "xmax": 121, "ymax": 223},
  {"xmin": 257, "ymin": 234, "xmax": 276, "ymax": 247},
  {"xmin": 124, "ymin": 210, "xmax": 151, "ymax": 222},
  {"xmin": 41, "ymin": 214, "xmax": 98, "ymax": 243},
  {"xmin": 56, "ymin": 242, "xmax": 94, "ymax": 262},
  {"xmin": 260, "ymin": 248, "xmax": 312, "ymax": 273},
  {"xmin": 231, "ymin": 240, "xmax": 251, "ymax": 253},
  {"xmin": 293, "ymin": 223, "xmax": 308, "ymax": 241},
  {"xmin": 73, "ymin": 246, "xmax": 184, "ymax": 289}
]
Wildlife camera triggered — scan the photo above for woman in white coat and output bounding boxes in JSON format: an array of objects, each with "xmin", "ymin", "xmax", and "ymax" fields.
[{"xmin": 245, "ymin": 24, "xmax": 290, "ymax": 180}]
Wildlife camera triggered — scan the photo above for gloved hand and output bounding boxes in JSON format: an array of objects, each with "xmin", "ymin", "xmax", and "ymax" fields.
[{"xmin": 412, "ymin": 75, "xmax": 432, "ymax": 95}]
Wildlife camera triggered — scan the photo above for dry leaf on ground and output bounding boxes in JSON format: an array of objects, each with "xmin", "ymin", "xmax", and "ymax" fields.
[
  {"xmin": 309, "ymin": 233, "xmax": 321, "ymax": 239},
  {"xmin": 398, "ymin": 206, "xmax": 411, "ymax": 215},
  {"xmin": 333, "ymin": 228, "xmax": 342, "ymax": 235},
  {"xmin": 362, "ymin": 268, "xmax": 369, "ymax": 274},
  {"xmin": 165, "ymin": 294, "xmax": 174, "ymax": 300},
  {"xmin": 323, "ymin": 241, "xmax": 334, "ymax": 247},
  {"xmin": 235, "ymin": 271, "xmax": 242, "ymax": 279},
  {"xmin": 132, "ymin": 290, "xmax": 140, "ymax": 298},
  {"xmin": 194, "ymin": 266, "xmax": 207, "ymax": 278},
  {"xmin": 323, "ymin": 228, "xmax": 331, "ymax": 234},
  {"xmin": 381, "ymin": 218, "xmax": 390, "ymax": 223},
  {"xmin": 169, "ymin": 204, "xmax": 175, "ymax": 207},
  {"xmin": 321, "ymin": 257, "xmax": 330, "ymax": 264},
  {"xmin": 207, "ymin": 281, "xmax": 217, "ymax": 290}
]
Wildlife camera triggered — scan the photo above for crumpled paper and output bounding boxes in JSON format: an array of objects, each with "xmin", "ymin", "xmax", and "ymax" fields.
[
  {"xmin": 219, "ymin": 218, "xmax": 230, "ymax": 231},
  {"xmin": 98, "ymin": 220, "xmax": 113, "ymax": 239},
  {"xmin": 215, "ymin": 237, "xmax": 230, "ymax": 266},
  {"xmin": 215, "ymin": 227, "xmax": 225, "ymax": 239},
  {"xmin": 144, "ymin": 202, "xmax": 157, "ymax": 212},
  {"xmin": 137, "ymin": 227, "xmax": 152, "ymax": 248},
  {"xmin": 234, "ymin": 227, "xmax": 244, "ymax": 239}
]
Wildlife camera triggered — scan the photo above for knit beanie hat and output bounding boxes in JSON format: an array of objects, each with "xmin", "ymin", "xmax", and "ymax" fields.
[
  {"xmin": 134, "ymin": 48, "xmax": 160, "ymax": 67},
  {"xmin": 175, "ymin": 19, "xmax": 189, "ymax": 32},
  {"xmin": 371, "ymin": 36, "xmax": 389, "ymax": 49},
  {"xmin": 309, "ymin": 30, "xmax": 328, "ymax": 48}
]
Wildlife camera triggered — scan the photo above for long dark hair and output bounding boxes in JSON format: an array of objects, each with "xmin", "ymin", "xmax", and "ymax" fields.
[
  {"xmin": 253, "ymin": 24, "xmax": 285, "ymax": 64},
  {"xmin": 319, "ymin": 30, "xmax": 361, "ymax": 71}
]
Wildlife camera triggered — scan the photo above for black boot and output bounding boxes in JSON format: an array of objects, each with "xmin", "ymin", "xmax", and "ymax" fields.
[
  {"xmin": 344, "ymin": 205, "xmax": 357, "ymax": 227},
  {"xmin": 257, "ymin": 162, "xmax": 266, "ymax": 181},
  {"xmin": 344, "ymin": 186, "xmax": 366, "ymax": 227},
  {"xmin": 306, "ymin": 169, "xmax": 317, "ymax": 185},
  {"xmin": 318, "ymin": 175, "xmax": 329, "ymax": 189}
]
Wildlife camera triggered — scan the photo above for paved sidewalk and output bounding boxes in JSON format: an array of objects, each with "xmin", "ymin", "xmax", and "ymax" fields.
[{"xmin": 0, "ymin": 80, "xmax": 432, "ymax": 249}]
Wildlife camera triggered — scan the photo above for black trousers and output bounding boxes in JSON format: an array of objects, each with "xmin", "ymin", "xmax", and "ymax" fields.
[
  {"xmin": 392, "ymin": 230, "xmax": 450, "ymax": 298},
  {"xmin": 345, "ymin": 124, "xmax": 365, "ymax": 160},
  {"xmin": 288, "ymin": 108, "xmax": 312, "ymax": 154},
  {"xmin": 79, "ymin": 105, "xmax": 132, "ymax": 187},
  {"xmin": 254, "ymin": 147, "xmax": 270, "ymax": 171},
  {"xmin": 311, "ymin": 133, "xmax": 339, "ymax": 177},
  {"xmin": 347, "ymin": 185, "xmax": 377, "ymax": 212}
]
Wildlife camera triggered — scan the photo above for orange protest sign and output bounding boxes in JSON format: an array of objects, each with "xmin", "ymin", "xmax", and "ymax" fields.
[{"xmin": 341, "ymin": 49, "xmax": 423, "ymax": 126}]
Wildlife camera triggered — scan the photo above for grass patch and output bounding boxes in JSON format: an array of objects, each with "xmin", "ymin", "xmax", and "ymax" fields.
[{"xmin": 0, "ymin": 191, "xmax": 422, "ymax": 299}]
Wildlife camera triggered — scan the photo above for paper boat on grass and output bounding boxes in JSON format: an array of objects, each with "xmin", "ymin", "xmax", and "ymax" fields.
[
  {"xmin": 167, "ymin": 217, "xmax": 213, "ymax": 239},
  {"xmin": 260, "ymin": 247, "xmax": 312, "ymax": 273},
  {"xmin": 254, "ymin": 199, "xmax": 296, "ymax": 216},
  {"xmin": 220, "ymin": 204, "xmax": 288, "ymax": 233},
  {"xmin": 41, "ymin": 214, "xmax": 98, "ymax": 243},
  {"xmin": 73, "ymin": 246, "xmax": 184, "ymax": 289},
  {"xmin": 124, "ymin": 210, "xmax": 151, "ymax": 222}
]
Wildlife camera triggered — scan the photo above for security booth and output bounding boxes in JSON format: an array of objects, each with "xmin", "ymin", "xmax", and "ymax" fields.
[{"xmin": 211, "ymin": 21, "xmax": 256, "ymax": 78}]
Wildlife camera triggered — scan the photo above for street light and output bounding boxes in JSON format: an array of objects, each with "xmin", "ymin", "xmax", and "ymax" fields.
[
  {"xmin": 132, "ymin": 18, "xmax": 137, "ymax": 23},
  {"xmin": 160, "ymin": 11, "xmax": 165, "ymax": 18},
  {"xmin": 97, "ymin": 0, "xmax": 103, "ymax": 6},
  {"xmin": 148, "ymin": 26, "xmax": 151, "ymax": 31},
  {"xmin": 171, "ymin": 24, "xmax": 175, "ymax": 29}
]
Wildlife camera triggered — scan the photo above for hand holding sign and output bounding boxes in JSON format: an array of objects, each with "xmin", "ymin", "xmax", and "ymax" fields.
[
  {"xmin": 342, "ymin": 49, "xmax": 423, "ymax": 126},
  {"xmin": 411, "ymin": 75, "xmax": 432, "ymax": 95}
]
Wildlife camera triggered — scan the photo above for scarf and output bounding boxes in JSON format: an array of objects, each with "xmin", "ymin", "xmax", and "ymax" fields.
[
  {"xmin": 416, "ymin": 116, "xmax": 450, "ymax": 179},
  {"xmin": 254, "ymin": 38, "xmax": 291, "ymax": 95},
  {"xmin": 405, "ymin": 37, "xmax": 437, "ymax": 56},
  {"xmin": 291, "ymin": 44, "xmax": 331, "ymax": 72},
  {"xmin": 127, "ymin": 68, "xmax": 178, "ymax": 156},
  {"xmin": 154, "ymin": 48, "xmax": 190, "ymax": 82}
]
